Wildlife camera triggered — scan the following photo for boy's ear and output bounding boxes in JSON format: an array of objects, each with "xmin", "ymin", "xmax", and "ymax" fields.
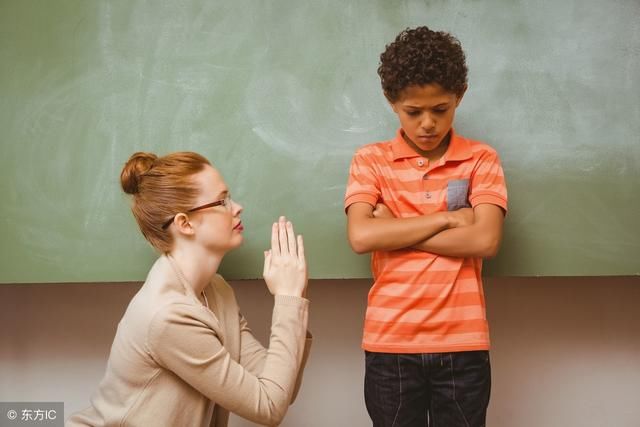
[
  {"xmin": 383, "ymin": 91, "xmax": 396, "ymax": 108},
  {"xmin": 174, "ymin": 213, "xmax": 195, "ymax": 236},
  {"xmin": 385, "ymin": 93, "xmax": 399, "ymax": 113},
  {"xmin": 456, "ymin": 85, "xmax": 468, "ymax": 106}
]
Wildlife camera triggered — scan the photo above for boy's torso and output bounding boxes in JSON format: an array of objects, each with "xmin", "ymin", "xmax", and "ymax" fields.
[{"xmin": 345, "ymin": 129, "xmax": 507, "ymax": 353}]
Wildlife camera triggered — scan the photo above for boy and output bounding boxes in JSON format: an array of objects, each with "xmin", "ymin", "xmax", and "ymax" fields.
[{"xmin": 344, "ymin": 26, "xmax": 507, "ymax": 427}]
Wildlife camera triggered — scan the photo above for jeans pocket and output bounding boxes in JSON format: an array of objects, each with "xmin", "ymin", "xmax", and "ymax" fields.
[{"xmin": 456, "ymin": 350, "xmax": 490, "ymax": 370}]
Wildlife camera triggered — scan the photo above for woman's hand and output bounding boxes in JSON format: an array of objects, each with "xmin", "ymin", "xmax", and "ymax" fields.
[{"xmin": 263, "ymin": 216, "xmax": 308, "ymax": 298}]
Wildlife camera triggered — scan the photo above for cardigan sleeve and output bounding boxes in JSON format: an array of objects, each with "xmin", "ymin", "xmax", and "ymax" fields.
[
  {"xmin": 238, "ymin": 314, "xmax": 313, "ymax": 404},
  {"xmin": 238, "ymin": 313, "xmax": 268, "ymax": 375},
  {"xmin": 147, "ymin": 295, "xmax": 309, "ymax": 426},
  {"xmin": 290, "ymin": 332, "xmax": 312, "ymax": 403}
]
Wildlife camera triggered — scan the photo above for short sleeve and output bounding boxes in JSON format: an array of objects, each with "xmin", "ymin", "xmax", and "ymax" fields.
[
  {"xmin": 468, "ymin": 147, "xmax": 508, "ymax": 214},
  {"xmin": 344, "ymin": 148, "xmax": 381, "ymax": 212}
]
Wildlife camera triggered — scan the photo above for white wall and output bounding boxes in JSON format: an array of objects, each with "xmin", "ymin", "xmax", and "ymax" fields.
[{"xmin": 1, "ymin": 277, "xmax": 639, "ymax": 427}]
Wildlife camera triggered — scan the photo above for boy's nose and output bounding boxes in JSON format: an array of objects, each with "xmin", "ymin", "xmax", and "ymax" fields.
[{"xmin": 420, "ymin": 114, "xmax": 436, "ymax": 130}]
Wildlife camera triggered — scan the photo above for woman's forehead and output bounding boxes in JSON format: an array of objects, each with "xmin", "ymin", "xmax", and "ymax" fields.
[{"xmin": 196, "ymin": 165, "xmax": 228, "ymax": 195}]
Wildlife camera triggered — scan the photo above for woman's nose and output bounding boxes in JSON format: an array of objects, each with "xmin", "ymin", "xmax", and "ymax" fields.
[{"xmin": 232, "ymin": 200, "xmax": 243, "ymax": 215}]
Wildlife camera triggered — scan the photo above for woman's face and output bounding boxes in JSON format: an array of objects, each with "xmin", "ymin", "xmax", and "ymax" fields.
[{"xmin": 188, "ymin": 165, "xmax": 244, "ymax": 255}]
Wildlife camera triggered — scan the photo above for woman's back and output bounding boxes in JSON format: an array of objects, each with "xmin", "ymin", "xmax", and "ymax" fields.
[{"xmin": 68, "ymin": 256, "xmax": 234, "ymax": 427}]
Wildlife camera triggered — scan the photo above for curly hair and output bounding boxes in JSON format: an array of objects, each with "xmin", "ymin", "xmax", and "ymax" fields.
[{"xmin": 378, "ymin": 26, "xmax": 468, "ymax": 102}]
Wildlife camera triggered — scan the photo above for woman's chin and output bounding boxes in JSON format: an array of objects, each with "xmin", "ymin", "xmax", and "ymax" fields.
[{"xmin": 231, "ymin": 235, "xmax": 244, "ymax": 249}]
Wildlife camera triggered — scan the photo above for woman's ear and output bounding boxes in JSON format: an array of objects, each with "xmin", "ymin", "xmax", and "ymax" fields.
[{"xmin": 174, "ymin": 213, "xmax": 195, "ymax": 236}]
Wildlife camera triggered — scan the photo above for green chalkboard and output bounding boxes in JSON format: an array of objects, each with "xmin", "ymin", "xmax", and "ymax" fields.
[{"xmin": 1, "ymin": 0, "xmax": 639, "ymax": 283}]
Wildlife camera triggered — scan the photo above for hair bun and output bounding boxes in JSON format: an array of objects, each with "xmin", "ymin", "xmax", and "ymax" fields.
[{"xmin": 120, "ymin": 152, "xmax": 158, "ymax": 194}]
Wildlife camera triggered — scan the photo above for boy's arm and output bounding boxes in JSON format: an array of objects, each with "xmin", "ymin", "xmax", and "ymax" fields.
[
  {"xmin": 346, "ymin": 202, "xmax": 472, "ymax": 254},
  {"xmin": 412, "ymin": 203, "xmax": 505, "ymax": 257},
  {"xmin": 372, "ymin": 203, "xmax": 503, "ymax": 257},
  {"xmin": 409, "ymin": 144, "xmax": 507, "ymax": 258}
]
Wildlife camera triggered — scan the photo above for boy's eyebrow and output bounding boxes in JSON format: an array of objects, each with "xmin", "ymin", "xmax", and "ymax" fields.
[
  {"xmin": 403, "ymin": 102, "xmax": 451, "ymax": 109},
  {"xmin": 215, "ymin": 189, "xmax": 229, "ymax": 199}
]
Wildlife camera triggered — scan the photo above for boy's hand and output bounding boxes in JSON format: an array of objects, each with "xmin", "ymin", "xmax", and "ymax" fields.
[
  {"xmin": 448, "ymin": 208, "xmax": 474, "ymax": 228},
  {"xmin": 372, "ymin": 203, "xmax": 395, "ymax": 219}
]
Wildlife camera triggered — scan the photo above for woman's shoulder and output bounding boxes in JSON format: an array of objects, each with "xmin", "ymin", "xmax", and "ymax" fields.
[
  {"xmin": 118, "ymin": 289, "xmax": 210, "ymax": 348},
  {"xmin": 149, "ymin": 299, "xmax": 217, "ymax": 326},
  {"xmin": 128, "ymin": 263, "xmax": 220, "ymax": 335},
  {"xmin": 146, "ymin": 299, "xmax": 223, "ymax": 348}
]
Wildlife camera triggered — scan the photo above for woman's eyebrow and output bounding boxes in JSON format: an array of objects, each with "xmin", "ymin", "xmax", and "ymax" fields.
[{"xmin": 215, "ymin": 189, "xmax": 229, "ymax": 199}]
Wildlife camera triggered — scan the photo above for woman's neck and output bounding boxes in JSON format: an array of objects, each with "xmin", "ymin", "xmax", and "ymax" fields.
[{"xmin": 168, "ymin": 246, "xmax": 222, "ymax": 295}]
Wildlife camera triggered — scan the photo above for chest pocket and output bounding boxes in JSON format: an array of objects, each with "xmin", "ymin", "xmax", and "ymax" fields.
[{"xmin": 447, "ymin": 179, "xmax": 471, "ymax": 211}]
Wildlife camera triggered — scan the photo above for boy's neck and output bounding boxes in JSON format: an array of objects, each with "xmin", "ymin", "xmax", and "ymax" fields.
[{"xmin": 402, "ymin": 130, "xmax": 452, "ymax": 163}]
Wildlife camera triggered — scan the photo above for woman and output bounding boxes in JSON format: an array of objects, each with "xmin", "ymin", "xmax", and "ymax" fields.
[{"xmin": 67, "ymin": 152, "xmax": 311, "ymax": 427}]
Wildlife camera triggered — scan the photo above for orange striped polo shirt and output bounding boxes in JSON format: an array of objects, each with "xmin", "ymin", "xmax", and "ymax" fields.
[{"xmin": 345, "ymin": 128, "xmax": 508, "ymax": 353}]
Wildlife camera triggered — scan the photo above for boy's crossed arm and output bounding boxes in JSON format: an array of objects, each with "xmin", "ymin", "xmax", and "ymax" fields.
[
  {"xmin": 347, "ymin": 202, "xmax": 504, "ymax": 258},
  {"xmin": 346, "ymin": 202, "xmax": 474, "ymax": 254},
  {"xmin": 409, "ymin": 204, "xmax": 504, "ymax": 258}
]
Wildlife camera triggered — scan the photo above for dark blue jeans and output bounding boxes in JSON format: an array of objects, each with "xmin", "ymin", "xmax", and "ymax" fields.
[{"xmin": 364, "ymin": 351, "xmax": 491, "ymax": 427}]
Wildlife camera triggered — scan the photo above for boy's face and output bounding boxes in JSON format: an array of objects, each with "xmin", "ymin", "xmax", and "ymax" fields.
[{"xmin": 389, "ymin": 83, "xmax": 464, "ymax": 154}]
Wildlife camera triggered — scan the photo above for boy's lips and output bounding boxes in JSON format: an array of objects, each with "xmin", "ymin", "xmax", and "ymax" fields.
[{"xmin": 233, "ymin": 221, "xmax": 243, "ymax": 231}]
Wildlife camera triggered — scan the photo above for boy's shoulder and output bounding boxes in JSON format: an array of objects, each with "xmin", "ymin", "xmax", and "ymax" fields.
[
  {"xmin": 455, "ymin": 133, "xmax": 500, "ymax": 158},
  {"xmin": 354, "ymin": 139, "xmax": 393, "ymax": 154},
  {"xmin": 351, "ymin": 135, "xmax": 397, "ymax": 160},
  {"xmin": 350, "ymin": 131, "xmax": 502, "ymax": 163}
]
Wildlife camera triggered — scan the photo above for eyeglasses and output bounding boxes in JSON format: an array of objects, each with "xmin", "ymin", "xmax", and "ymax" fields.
[{"xmin": 161, "ymin": 193, "xmax": 232, "ymax": 230}]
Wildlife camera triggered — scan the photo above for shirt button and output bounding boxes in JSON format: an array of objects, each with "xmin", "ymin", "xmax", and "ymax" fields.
[{"xmin": 417, "ymin": 159, "xmax": 425, "ymax": 167}]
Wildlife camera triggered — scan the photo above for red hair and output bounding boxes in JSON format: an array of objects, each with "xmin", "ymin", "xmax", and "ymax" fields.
[{"xmin": 120, "ymin": 151, "xmax": 210, "ymax": 252}]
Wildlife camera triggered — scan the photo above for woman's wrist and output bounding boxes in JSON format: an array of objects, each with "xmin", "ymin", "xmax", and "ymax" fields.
[{"xmin": 274, "ymin": 290, "xmax": 304, "ymax": 298}]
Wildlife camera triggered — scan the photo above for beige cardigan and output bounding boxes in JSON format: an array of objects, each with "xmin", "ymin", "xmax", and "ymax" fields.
[{"xmin": 67, "ymin": 255, "xmax": 311, "ymax": 427}]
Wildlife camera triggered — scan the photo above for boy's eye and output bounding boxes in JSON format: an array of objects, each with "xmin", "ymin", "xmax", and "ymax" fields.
[
  {"xmin": 406, "ymin": 111, "xmax": 421, "ymax": 116},
  {"xmin": 433, "ymin": 108, "xmax": 448, "ymax": 114}
]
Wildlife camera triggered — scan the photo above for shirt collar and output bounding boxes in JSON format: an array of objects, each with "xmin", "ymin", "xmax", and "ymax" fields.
[{"xmin": 391, "ymin": 128, "xmax": 473, "ymax": 162}]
